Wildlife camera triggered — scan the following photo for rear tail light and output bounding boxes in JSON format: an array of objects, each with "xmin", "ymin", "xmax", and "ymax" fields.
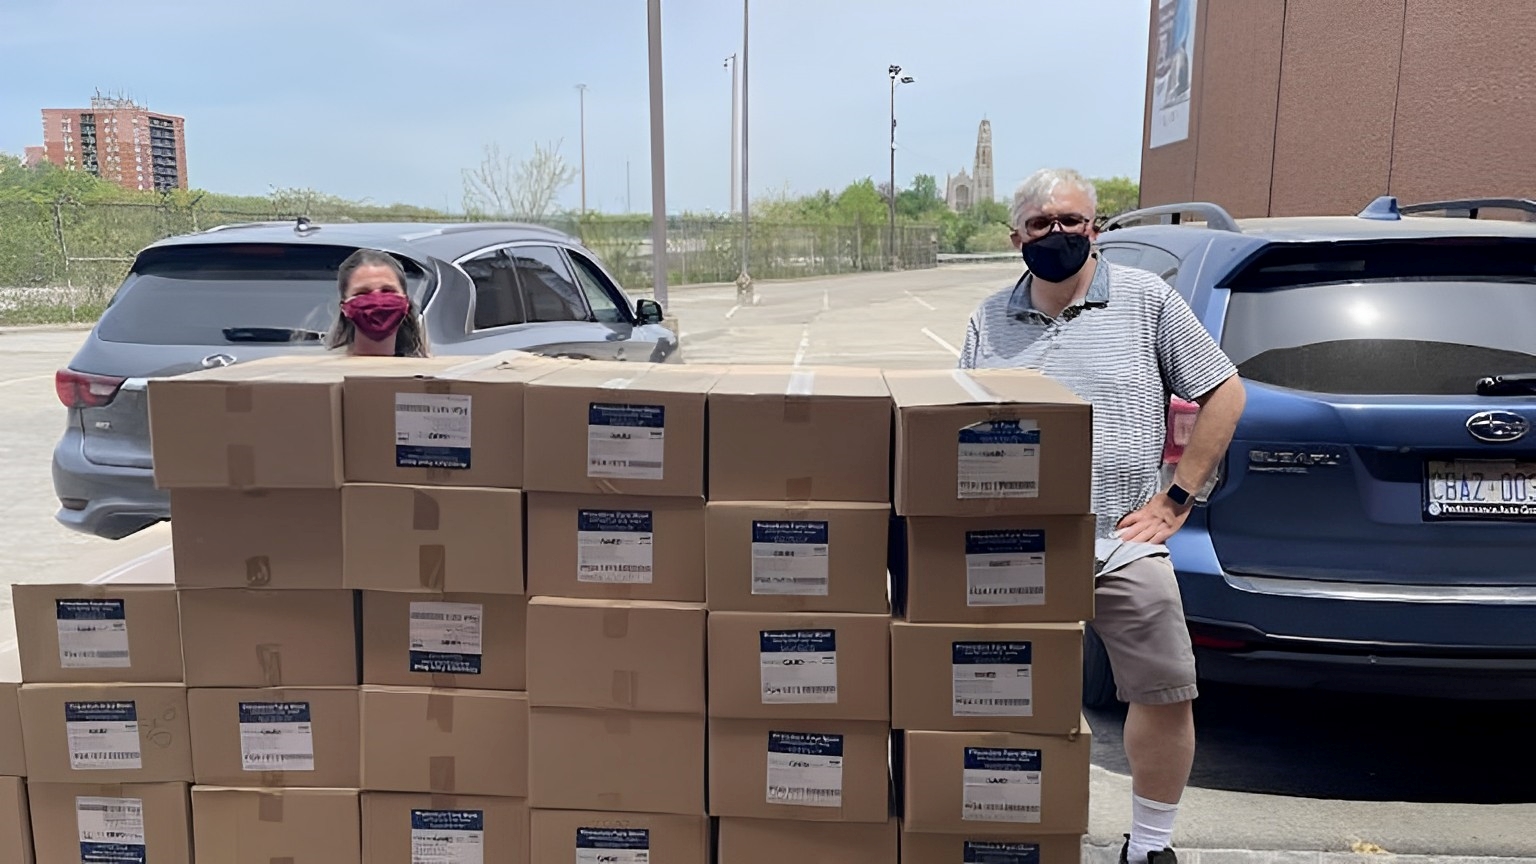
[{"xmin": 55, "ymin": 369, "xmax": 126, "ymax": 409}]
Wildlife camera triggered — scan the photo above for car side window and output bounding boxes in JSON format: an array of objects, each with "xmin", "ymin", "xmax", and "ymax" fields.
[
  {"xmin": 1138, "ymin": 246, "xmax": 1182, "ymax": 286},
  {"xmin": 509, "ymin": 245, "xmax": 588, "ymax": 323},
  {"xmin": 566, "ymin": 250, "xmax": 628, "ymax": 325},
  {"xmin": 1097, "ymin": 244, "xmax": 1142, "ymax": 267},
  {"xmin": 463, "ymin": 249, "xmax": 526, "ymax": 330}
]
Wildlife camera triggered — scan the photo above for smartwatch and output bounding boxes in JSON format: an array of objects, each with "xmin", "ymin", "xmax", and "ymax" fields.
[{"xmin": 1166, "ymin": 483, "xmax": 1193, "ymax": 508}]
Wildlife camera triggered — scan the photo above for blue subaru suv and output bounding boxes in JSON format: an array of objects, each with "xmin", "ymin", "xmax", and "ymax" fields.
[{"xmin": 1083, "ymin": 196, "xmax": 1536, "ymax": 704}]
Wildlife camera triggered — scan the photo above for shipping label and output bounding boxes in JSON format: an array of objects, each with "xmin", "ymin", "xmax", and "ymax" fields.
[
  {"xmin": 952, "ymin": 641, "xmax": 1034, "ymax": 717},
  {"xmin": 577, "ymin": 827, "xmax": 651, "ymax": 864},
  {"xmin": 962, "ymin": 747, "xmax": 1042, "ymax": 823},
  {"xmin": 56, "ymin": 599, "xmax": 132, "ymax": 669},
  {"xmin": 395, "ymin": 393, "xmax": 473, "ymax": 470},
  {"xmin": 964, "ymin": 530, "xmax": 1046, "ymax": 606},
  {"xmin": 577, "ymin": 510, "xmax": 655, "ymax": 584},
  {"xmin": 963, "ymin": 840, "xmax": 1042, "ymax": 864},
  {"xmin": 411, "ymin": 809, "xmax": 485, "ymax": 864},
  {"xmin": 587, "ymin": 403, "xmax": 665, "ymax": 480},
  {"xmin": 750, "ymin": 520, "xmax": 830, "ymax": 596},
  {"xmin": 77, "ymin": 796, "xmax": 146, "ymax": 864},
  {"xmin": 759, "ymin": 629, "xmax": 838, "ymax": 704},
  {"xmin": 238, "ymin": 701, "xmax": 315, "ymax": 772},
  {"xmin": 410, "ymin": 601, "xmax": 484, "ymax": 675},
  {"xmin": 64, "ymin": 701, "xmax": 142, "ymax": 771},
  {"xmin": 958, "ymin": 420, "xmax": 1040, "ymax": 499},
  {"xmin": 766, "ymin": 731, "xmax": 843, "ymax": 808}
]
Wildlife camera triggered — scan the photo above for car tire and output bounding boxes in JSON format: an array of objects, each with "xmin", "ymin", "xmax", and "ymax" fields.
[{"xmin": 1083, "ymin": 624, "xmax": 1119, "ymax": 710}]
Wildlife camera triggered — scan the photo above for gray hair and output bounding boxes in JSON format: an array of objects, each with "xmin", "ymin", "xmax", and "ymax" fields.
[
  {"xmin": 326, "ymin": 247, "xmax": 430, "ymax": 357},
  {"xmin": 1009, "ymin": 168, "xmax": 1098, "ymax": 230}
]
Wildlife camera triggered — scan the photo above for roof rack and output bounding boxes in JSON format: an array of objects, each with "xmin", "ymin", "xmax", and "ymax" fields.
[
  {"xmin": 1100, "ymin": 202, "xmax": 1241, "ymax": 233},
  {"xmin": 1399, "ymin": 197, "xmax": 1536, "ymax": 220}
]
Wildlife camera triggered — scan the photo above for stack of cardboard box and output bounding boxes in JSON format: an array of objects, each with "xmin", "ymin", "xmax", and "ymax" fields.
[
  {"xmin": 886, "ymin": 369, "xmax": 1098, "ymax": 864},
  {"xmin": 1, "ymin": 650, "xmax": 32, "ymax": 863},
  {"xmin": 704, "ymin": 367, "xmax": 901, "ymax": 864},
  {"xmin": 521, "ymin": 361, "xmax": 722, "ymax": 864}
]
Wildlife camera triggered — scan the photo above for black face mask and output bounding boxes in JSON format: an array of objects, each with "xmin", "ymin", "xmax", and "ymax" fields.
[{"xmin": 1021, "ymin": 231, "xmax": 1092, "ymax": 283}]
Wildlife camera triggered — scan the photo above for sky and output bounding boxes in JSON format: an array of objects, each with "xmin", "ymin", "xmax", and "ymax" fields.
[{"xmin": 0, "ymin": 0, "xmax": 1153, "ymax": 215}]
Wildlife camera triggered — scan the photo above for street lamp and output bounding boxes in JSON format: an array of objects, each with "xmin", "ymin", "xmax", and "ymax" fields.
[
  {"xmin": 575, "ymin": 83, "xmax": 588, "ymax": 215},
  {"xmin": 725, "ymin": 54, "xmax": 739, "ymax": 215},
  {"xmin": 888, "ymin": 65, "xmax": 915, "ymax": 270}
]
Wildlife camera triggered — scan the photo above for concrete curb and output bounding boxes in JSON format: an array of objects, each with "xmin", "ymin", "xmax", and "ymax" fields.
[{"xmin": 1084, "ymin": 844, "xmax": 1536, "ymax": 863}]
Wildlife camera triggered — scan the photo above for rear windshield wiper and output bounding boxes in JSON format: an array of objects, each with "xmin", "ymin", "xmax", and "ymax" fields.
[
  {"xmin": 1476, "ymin": 373, "xmax": 1536, "ymax": 396},
  {"xmin": 222, "ymin": 327, "xmax": 327, "ymax": 343}
]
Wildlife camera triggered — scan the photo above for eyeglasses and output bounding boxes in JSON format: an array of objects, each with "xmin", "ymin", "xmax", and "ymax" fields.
[{"xmin": 1020, "ymin": 213, "xmax": 1092, "ymax": 235}]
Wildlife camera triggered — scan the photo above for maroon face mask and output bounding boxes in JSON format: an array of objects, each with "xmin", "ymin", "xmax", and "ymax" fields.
[{"xmin": 341, "ymin": 291, "xmax": 410, "ymax": 341}]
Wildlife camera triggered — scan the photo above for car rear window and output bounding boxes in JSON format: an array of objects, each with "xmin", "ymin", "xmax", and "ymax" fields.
[
  {"xmin": 95, "ymin": 243, "xmax": 429, "ymax": 346},
  {"xmin": 1221, "ymin": 239, "xmax": 1536, "ymax": 396}
]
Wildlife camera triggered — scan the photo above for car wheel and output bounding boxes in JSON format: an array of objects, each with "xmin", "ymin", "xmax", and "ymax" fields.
[{"xmin": 1083, "ymin": 625, "xmax": 1119, "ymax": 709}]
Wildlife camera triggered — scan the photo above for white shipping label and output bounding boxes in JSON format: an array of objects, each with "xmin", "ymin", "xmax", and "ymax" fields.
[
  {"xmin": 587, "ymin": 403, "xmax": 666, "ymax": 480},
  {"xmin": 750, "ymin": 520, "xmax": 830, "ymax": 596},
  {"xmin": 962, "ymin": 747, "xmax": 1043, "ymax": 823},
  {"xmin": 577, "ymin": 827, "xmax": 651, "ymax": 864},
  {"xmin": 395, "ymin": 392, "xmax": 473, "ymax": 470},
  {"xmin": 76, "ymin": 795, "xmax": 146, "ymax": 864},
  {"xmin": 952, "ymin": 642, "xmax": 1034, "ymax": 717},
  {"xmin": 963, "ymin": 840, "xmax": 1043, "ymax": 864},
  {"xmin": 411, "ymin": 809, "xmax": 485, "ymax": 864},
  {"xmin": 765, "ymin": 731, "xmax": 844, "ymax": 808},
  {"xmin": 759, "ymin": 630, "xmax": 838, "ymax": 704},
  {"xmin": 55, "ymin": 599, "xmax": 132, "ymax": 669},
  {"xmin": 577, "ymin": 510, "xmax": 655, "ymax": 583},
  {"xmin": 964, "ymin": 530, "xmax": 1047, "ymax": 607},
  {"xmin": 64, "ymin": 702, "xmax": 142, "ymax": 771},
  {"xmin": 958, "ymin": 420, "xmax": 1040, "ymax": 499},
  {"xmin": 409, "ymin": 602, "xmax": 484, "ymax": 676},
  {"xmin": 238, "ymin": 702, "xmax": 315, "ymax": 772}
]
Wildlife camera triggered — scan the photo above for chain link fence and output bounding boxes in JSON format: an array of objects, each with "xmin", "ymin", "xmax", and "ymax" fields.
[{"xmin": 0, "ymin": 200, "xmax": 939, "ymax": 324}]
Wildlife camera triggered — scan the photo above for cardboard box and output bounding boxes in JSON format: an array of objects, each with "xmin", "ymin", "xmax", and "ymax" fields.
[
  {"xmin": 529, "ymin": 707, "xmax": 704, "ymax": 815},
  {"xmin": 191, "ymin": 786, "xmax": 360, "ymax": 864},
  {"xmin": 1, "ymin": 652, "xmax": 26, "ymax": 777},
  {"xmin": 148, "ymin": 361, "xmax": 344, "ymax": 489},
  {"xmin": 526, "ymin": 493, "xmax": 706, "ymax": 602},
  {"xmin": 343, "ymin": 484, "xmax": 524, "ymax": 594},
  {"xmin": 359, "ymin": 687, "xmax": 529, "ymax": 797},
  {"xmin": 187, "ymin": 686, "xmax": 359, "ymax": 788},
  {"xmin": 708, "ymin": 366, "xmax": 893, "ymax": 503},
  {"xmin": 170, "ymin": 489, "xmax": 343, "ymax": 589},
  {"xmin": 899, "ymin": 831, "xmax": 1084, "ymax": 864},
  {"xmin": 901, "ymin": 726, "xmax": 1092, "ymax": 835},
  {"xmin": 27, "ymin": 781, "xmax": 191, "ymax": 864},
  {"xmin": 343, "ymin": 356, "xmax": 558, "ymax": 487},
  {"xmin": 707, "ymin": 718, "xmax": 890, "ymax": 823},
  {"xmin": 885, "ymin": 370, "xmax": 1091, "ymax": 517},
  {"xmin": 531, "ymin": 809, "xmax": 710, "ymax": 864},
  {"xmin": 708, "ymin": 612, "xmax": 890, "ymax": 721},
  {"xmin": 362, "ymin": 591, "xmax": 527, "ymax": 690},
  {"xmin": 526, "ymin": 598, "xmax": 705, "ymax": 713},
  {"xmin": 179, "ymin": 589, "xmax": 358, "ymax": 687},
  {"xmin": 890, "ymin": 622, "xmax": 1084, "ymax": 734},
  {"xmin": 705, "ymin": 502, "xmax": 891, "ymax": 614},
  {"xmin": 363, "ymin": 792, "xmax": 529, "ymax": 864},
  {"xmin": 719, "ymin": 816, "xmax": 898, "ymax": 864},
  {"xmin": 0, "ymin": 777, "xmax": 32, "ymax": 864},
  {"xmin": 12, "ymin": 584, "xmax": 183, "ymax": 684},
  {"xmin": 899, "ymin": 515, "xmax": 1096, "ymax": 624},
  {"xmin": 19, "ymin": 684, "xmax": 191, "ymax": 784},
  {"xmin": 523, "ymin": 363, "xmax": 721, "ymax": 497}
]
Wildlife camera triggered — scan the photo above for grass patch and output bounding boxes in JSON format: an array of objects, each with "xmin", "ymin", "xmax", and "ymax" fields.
[{"xmin": 0, "ymin": 288, "xmax": 111, "ymax": 327}]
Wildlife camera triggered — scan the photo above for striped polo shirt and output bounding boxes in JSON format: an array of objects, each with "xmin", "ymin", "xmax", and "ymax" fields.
[{"xmin": 958, "ymin": 254, "xmax": 1237, "ymax": 571}]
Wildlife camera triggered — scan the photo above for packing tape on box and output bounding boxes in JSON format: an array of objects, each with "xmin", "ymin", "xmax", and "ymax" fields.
[
  {"xmin": 784, "ymin": 370, "xmax": 814, "ymax": 423},
  {"xmin": 429, "ymin": 793, "xmax": 458, "ymax": 810},
  {"xmin": 255, "ymin": 643, "xmax": 283, "ymax": 686},
  {"xmin": 597, "ymin": 791, "xmax": 622, "ymax": 808},
  {"xmin": 424, "ymin": 380, "xmax": 452, "ymax": 395},
  {"xmin": 225, "ymin": 385, "xmax": 254, "ymax": 413},
  {"xmin": 611, "ymin": 670, "xmax": 638, "ymax": 707},
  {"xmin": 226, "ymin": 445, "xmax": 257, "ymax": 488},
  {"xmin": 602, "ymin": 608, "xmax": 629, "ymax": 639},
  {"xmin": 257, "ymin": 791, "xmax": 284, "ymax": 823},
  {"xmin": 244, "ymin": 556, "xmax": 273, "ymax": 587},
  {"xmin": 426, "ymin": 691, "xmax": 455, "ymax": 733},
  {"xmin": 951, "ymin": 369, "xmax": 1003, "ymax": 403},
  {"xmin": 261, "ymin": 771, "xmax": 284, "ymax": 788},
  {"xmin": 430, "ymin": 756, "xmax": 457, "ymax": 792},
  {"xmin": 599, "ymin": 377, "xmax": 638, "ymax": 390},
  {"xmin": 786, "ymin": 370, "xmax": 816, "ymax": 397},
  {"xmin": 412, "ymin": 491, "xmax": 441, "ymax": 531},
  {"xmin": 419, "ymin": 546, "xmax": 447, "ymax": 591},
  {"xmin": 785, "ymin": 477, "xmax": 814, "ymax": 498},
  {"xmin": 603, "ymin": 715, "xmax": 631, "ymax": 735}
]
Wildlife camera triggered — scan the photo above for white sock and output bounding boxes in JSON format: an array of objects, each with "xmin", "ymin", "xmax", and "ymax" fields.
[{"xmin": 1128, "ymin": 793, "xmax": 1179, "ymax": 862}]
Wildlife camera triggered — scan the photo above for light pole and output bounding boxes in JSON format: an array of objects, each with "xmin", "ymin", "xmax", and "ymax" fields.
[
  {"xmin": 736, "ymin": 0, "xmax": 753, "ymax": 303},
  {"xmin": 725, "ymin": 54, "xmax": 738, "ymax": 215},
  {"xmin": 646, "ymin": 0, "xmax": 668, "ymax": 309},
  {"xmin": 888, "ymin": 65, "xmax": 914, "ymax": 270},
  {"xmin": 575, "ymin": 83, "xmax": 588, "ymax": 215}
]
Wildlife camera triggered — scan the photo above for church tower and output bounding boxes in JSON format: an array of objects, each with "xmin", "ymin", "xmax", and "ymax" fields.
[{"xmin": 973, "ymin": 119, "xmax": 995, "ymax": 204}]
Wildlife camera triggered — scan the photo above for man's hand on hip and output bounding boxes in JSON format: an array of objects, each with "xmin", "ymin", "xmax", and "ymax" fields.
[{"xmin": 1115, "ymin": 493, "xmax": 1191, "ymax": 545}]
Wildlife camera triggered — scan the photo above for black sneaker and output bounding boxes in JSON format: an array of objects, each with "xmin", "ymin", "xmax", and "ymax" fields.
[{"xmin": 1119, "ymin": 835, "xmax": 1178, "ymax": 864}]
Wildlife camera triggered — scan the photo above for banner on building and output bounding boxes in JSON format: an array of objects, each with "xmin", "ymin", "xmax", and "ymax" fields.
[{"xmin": 1149, "ymin": 0, "xmax": 1197, "ymax": 149}]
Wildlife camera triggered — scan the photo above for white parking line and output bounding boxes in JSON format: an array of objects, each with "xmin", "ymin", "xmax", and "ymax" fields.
[
  {"xmin": 725, "ymin": 305, "xmax": 741, "ymax": 319},
  {"xmin": 905, "ymin": 291, "xmax": 936, "ymax": 311},
  {"xmin": 921, "ymin": 327, "xmax": 961, "ymax": 357},
  {"xmin": 792, "ymin": 326, "xmax": 812, "ymax": 367},
  {"xmin": 0, "ymin": 373, "xmax": 54, "ymax": 389},
  {"xmin": 822, "ymin": 290, "xmax": 830, "ymax": 311}
]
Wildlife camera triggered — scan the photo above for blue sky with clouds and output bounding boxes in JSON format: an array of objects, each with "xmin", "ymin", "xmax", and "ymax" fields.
[{"xmin": 0, "ymin": 0, "xmax": 1152, "ymax": 213}]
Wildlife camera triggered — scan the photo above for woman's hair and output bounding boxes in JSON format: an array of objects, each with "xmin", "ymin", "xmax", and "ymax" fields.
[{"xmin": 326, "ymin": 247, "xmax": 430, "ymax": 357}]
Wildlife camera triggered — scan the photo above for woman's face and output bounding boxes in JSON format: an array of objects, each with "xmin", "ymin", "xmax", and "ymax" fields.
[{"xmin": 343, "ymin": 265, "xmax": 405, "ymax": 301}]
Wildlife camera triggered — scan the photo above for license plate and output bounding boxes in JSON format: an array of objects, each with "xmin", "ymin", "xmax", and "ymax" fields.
[{"xmin": 1424, "ymin": 460, "xmax": 1536, "ymax": 519}]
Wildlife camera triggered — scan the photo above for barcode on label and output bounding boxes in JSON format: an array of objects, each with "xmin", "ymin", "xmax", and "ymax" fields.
[
  {"xmin": 73, "ymin": 751, "xmax": 138, "ymax": 761},
  {"xmin": 246, "ymin": 753, "xmax": 312, "ymax": 764},
  {"xmin": 593, "ymin": 460, "xmax": 664, "ymax": 468},
  {"xmin": 973, "ymin": 804, "xmax": 1041, "ymax": 812},
  {"xmin": 66, "ymin": 651, "xmax": 130, "ymax": 658},
  {"xmin": 968, "ymin": 699, "xmax": 1031, "ymax": 705},
  {"xmin": 780, "ymin": 686, "xmax": 837, "ymax": 693},
  {"xmin": 972, "ymin": 586, "xmax": 1045, "ymax": 594},
  {"xmin": 770, "ymin": 787, "xmax": 841, "ymax": 799},
  {"xmin": 397, "ymin": 404, "xmax": 435, "ymax": 413}
]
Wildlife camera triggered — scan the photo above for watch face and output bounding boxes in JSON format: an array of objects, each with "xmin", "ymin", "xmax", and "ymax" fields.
[{"xmin": 1167, "ymin": 485, "xmax": 1191, "ymax": 505}]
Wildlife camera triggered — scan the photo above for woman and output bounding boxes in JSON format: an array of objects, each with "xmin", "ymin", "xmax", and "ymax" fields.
[{"xmin": 327, "ymin": 248, "xmax": 430, "ymax": 357}]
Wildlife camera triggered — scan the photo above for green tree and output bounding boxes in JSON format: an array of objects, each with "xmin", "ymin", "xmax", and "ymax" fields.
[{"xmin": 1092, "ymin": 176, "xmax": 1140, "ymax": 220}]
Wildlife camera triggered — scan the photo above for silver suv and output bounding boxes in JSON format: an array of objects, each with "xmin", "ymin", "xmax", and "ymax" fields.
[{"xmin": 53, "ymin": 219, "xmax": 678, "ymax": 539}]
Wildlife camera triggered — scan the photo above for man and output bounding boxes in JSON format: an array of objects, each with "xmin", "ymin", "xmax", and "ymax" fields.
[{"xmin": 959, "ymin": 168, "xmax": 1246, "ymax": 864}]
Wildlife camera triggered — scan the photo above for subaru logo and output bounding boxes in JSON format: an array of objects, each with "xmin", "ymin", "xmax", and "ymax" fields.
[
  {"xmin": 201, "ymin": 353, "xmax": 236, "ymax": 369},
  {"xmin": 1466, "ymin": 410, "xmax": 1529, "ymax": 443}
]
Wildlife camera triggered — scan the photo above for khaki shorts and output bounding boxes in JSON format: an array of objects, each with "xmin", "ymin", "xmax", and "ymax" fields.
[{"xmin": 1091, "ymin": 554, "xmax": 1198, "ymax": 705}]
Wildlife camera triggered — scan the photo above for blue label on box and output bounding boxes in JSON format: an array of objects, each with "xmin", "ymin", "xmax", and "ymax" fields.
[
  {"xmin": 964, "ymin": 529, "xmax": 1045, "ymax": 556},
  {"xmin": 958, "ymin": 420, "xmax": 1040, "ymax": 445},
  {"xmin": 56, "ymin": 599, "xmax": 126, "ymax": 621},
  {"xmin": 80, "ymin": 842, "xmax": 146, "ymax": 864},
  {"xmin": 397, "ymin": 444, "xmax": 471, "ymax": 470},
  {"xmin": 237, "ymin": 702, "xmax": 311, "ymax": 724},
  {"xmin": 577, "ymin": 827, "xmax": 651, "ymax": 850},
  {"xmin": 964, "ymin": 747, "xmax": 1041, "ymax": 772},
  {"xmin": 578, "ymin": 510, "xmax": 654, "ymax": 533},
  {"xmin": 952, "ymin": 642, "xmax": 1033, "ymax": 665},
  {"xmin": 64, "ymin": 702, "xmax": 136, "ymax": 723},
  {"xmin": 411, "ymin": 809, "xmax": 484, "ymax": 832},
  {"xmin": 589, "ymin": 403, "xmax": 665, "ymax": 428},
  {"xmin": 767, "ymin": 731, "xmax": 843, "ymax": 757},
  {"xmin": 751, "ymin": 520, "xmax": 829, "ymax": 545},
  {"xmin": 964, "ymin": 840, "xmax": 1041, "ymax": 864},
  {"xmin": 760, "ymin": 630, "xmax": 836, "ymax": 653}
]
